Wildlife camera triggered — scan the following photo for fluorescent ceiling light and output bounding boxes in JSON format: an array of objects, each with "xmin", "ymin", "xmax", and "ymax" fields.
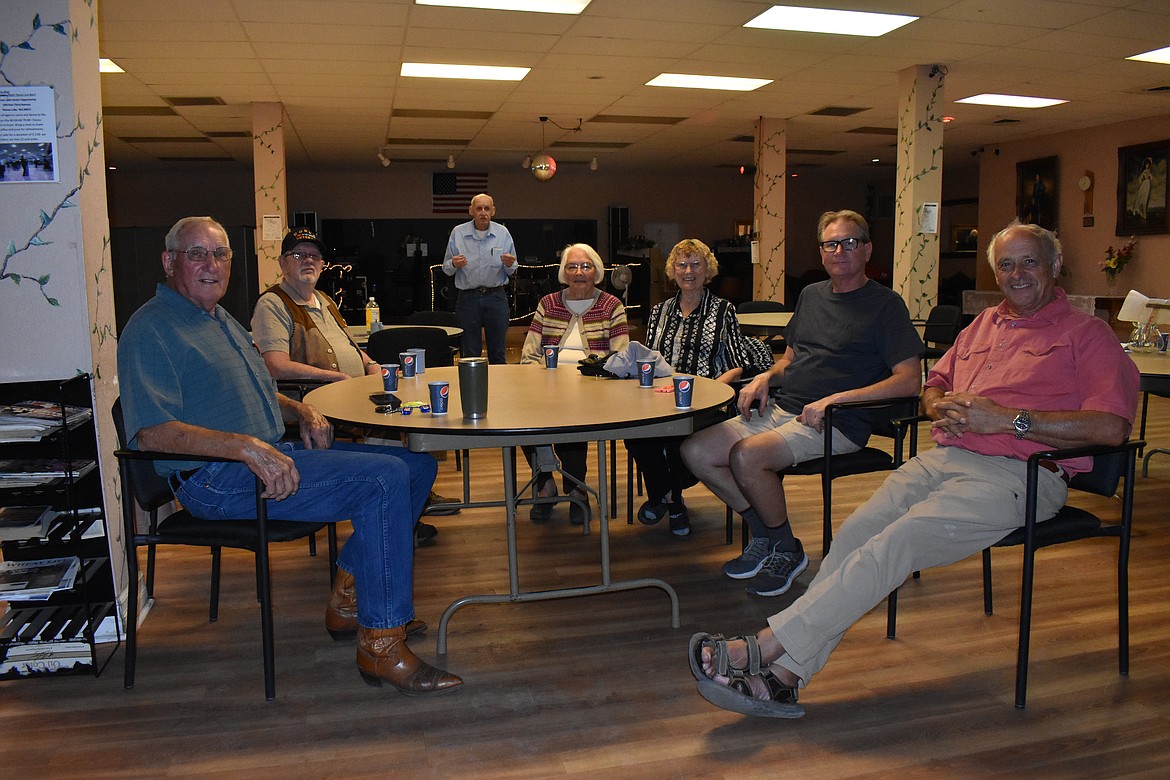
[
  {"xmin": 647, "ymin": 73, "xmax": 772, "ymax": 92},
  {"xmin": 401, "ymin": 62, "xmax": 529, "ymax": 81},
  {"xmin": 99, "ymin": 58, "xmax": 124, "ymax": 73},
  {"xmin": 415, "ymin": 0, "xmax": 590, "ymax": 13},
  {"xmin": 744, "ymin": 5, "xmax": 917, "ymax": 37},
  {"xmin": 956, "ymin": 93, "xmax": 1067, "ymax": 109},
  {"xmin": 1127, "ymin": 46, "xmax": 1170, "ymax": 65}
]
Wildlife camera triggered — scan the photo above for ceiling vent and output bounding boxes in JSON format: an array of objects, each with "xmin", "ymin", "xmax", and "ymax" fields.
[{"xmin": 809, "ymin": 106, "xmax": 868, "ymax": 117}]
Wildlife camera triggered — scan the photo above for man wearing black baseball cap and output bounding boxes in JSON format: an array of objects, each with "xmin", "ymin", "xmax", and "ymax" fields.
[{"xmin": 252, "ymin": 228, "xmax": 460, "ymax": 539}]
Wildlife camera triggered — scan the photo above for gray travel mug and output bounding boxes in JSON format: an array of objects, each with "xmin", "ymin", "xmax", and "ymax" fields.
[{"xmin": 458, "ymin": 356, "xmax": 489, "ymax": 419}]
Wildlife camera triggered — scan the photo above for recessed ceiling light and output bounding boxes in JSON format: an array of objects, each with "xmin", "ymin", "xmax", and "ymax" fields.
[
  {"xmin": 646, "ymin": 73, "xmax": 772, "ymax": 91},
  {"xmin": 414, "ymin": 0, "xmax": 590, "ymax": 13},
  {"xmin": 1127, "ymin": 46, "xmax": 1170, "ymax": 65},
  {"xmin": 744, "ymin": 5, "xmax": 917, "ymax": 37},
  {"xmin": 401, "ymin": 63, "xmax": 530, "ymax": 81},
  {"xmin": 99, "ymin": 58, "xmax": 124, "ymax": 73},
  {"xmin": 956, "ymin": 93, "xmax": 1067, "ymax": 109}
]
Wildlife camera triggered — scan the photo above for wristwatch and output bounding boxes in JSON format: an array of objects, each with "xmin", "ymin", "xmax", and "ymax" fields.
[{"xmin": 1013, "ymin": 409, "xmax": 1031, "ymax": 439}]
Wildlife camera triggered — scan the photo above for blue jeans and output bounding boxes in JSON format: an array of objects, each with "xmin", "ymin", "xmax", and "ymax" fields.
[
  {"xmin": 174, "ymin": 441, "xmax": 437, "ymax": 629},
  {"xmin": 456, "ymin": 287, "xmax": 510, "ymax": 364}
]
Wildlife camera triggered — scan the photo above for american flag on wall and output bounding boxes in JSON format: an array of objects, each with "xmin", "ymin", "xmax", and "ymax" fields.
[{"xmin": 432, "ymin": 172, "xmax": 489, "ymax": 214}]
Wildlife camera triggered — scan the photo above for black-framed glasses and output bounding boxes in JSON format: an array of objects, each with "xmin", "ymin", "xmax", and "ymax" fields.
[
  {"xmin": 176, "ymin": 246, "xmax": 233, "ymax": 263},
  {"xmin": 284, "ymin": 251, "xmax": 323, "ymax": 263},
  {"xmin": 818, "ymin": 237, "xmax": 864, "ymax": 253},
  {"xmin": 565, "ymin": 263, "xmax": 595, "ymax": 272}
]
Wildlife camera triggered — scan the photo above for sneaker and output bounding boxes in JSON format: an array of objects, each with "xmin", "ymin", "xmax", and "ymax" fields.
[
  {"xmin": 668, "ymin": 501, "xmax": 691, "ymax": 538},
  {"xmin": 746, "ymin": 540, "xmax": 809, "ymax": 597},
  {"xmin": 414, "ymin": 521, "xmax": 438, "ymax": 548},
  {"xmin": 637, "ymin": 499, "xmax": 668, "ymax": 525},
  {"xmin": 721, "ymin": 536, "xmax": 776, "ymax": 580}
]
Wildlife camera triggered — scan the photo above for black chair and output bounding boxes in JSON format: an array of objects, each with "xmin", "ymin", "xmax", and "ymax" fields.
[
  {"xmin": 1137, "ymin": 374, "xmax": 1170, "ymax": 475},
  {"xmin": 112, "ymin": 399, "xmax": 338, "ymax": 701},
  {"xmin": 366, "ymin": 326, "xmax": 455, "ymax": 370},
  {"xmin": 885, "ymin": 440, "xmax": 1141, "ymax": 708},
  {"xmin": 407, "ymin": 310, "xmax": 458, "ymax": 328},
  {"xmin": 725, "ymin": 397, "xmax": 921, "ymax": 551},
  {"xmin": 920, "ymin": 305, "xmax": 962, "ymax": 380}
]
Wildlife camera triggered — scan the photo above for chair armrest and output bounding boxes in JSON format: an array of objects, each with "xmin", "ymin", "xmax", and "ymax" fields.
[
  {"xmin": 1025, "ymin": 440, "xmax": 1144, "ymax": 464},
  {"xmin": 114, "ymin": 448, "xmax": 244, "ymax": 465}
]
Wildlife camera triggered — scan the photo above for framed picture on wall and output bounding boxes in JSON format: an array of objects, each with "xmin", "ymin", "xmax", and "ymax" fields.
[
  {"xmin": 1116, "ymin": 140, "xmax": 1169, "ymax": 236},
  {"xmin": 1016, "ymin": 156, "xmax": 1058, "ymax": 231}
]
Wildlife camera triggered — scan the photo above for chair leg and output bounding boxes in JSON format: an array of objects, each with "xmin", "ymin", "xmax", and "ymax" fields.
[
  {"xmin": 982, "ymin": 548, "xmax": 994, "ymax": 615},
  {"xmin": 610, "ymin": 440, "xmax": 618, "ymax": 520},
  {"xmin": 1014, "ymin": 544, "xmax": 1038, "ymax": 708},
  {"xmin": 146, "ymin": 543, "xmax": 157, "ymax": 597},
  {"xmin": 626, "ymin": 449, "xmax": 635, "ymax": 524},
  {"xmin": 886, "ymin": 587, "xmax": 898, "ymax": 639},
  {"xmin": 327, "ymin": 523, "xmax": 339, "ymax": 584},
  {"xmin": 209, "ymin": 546, "xmax": 222, "ymax": 623},
  {"xmin": 307, "ymin": 531, "xmax": 317, "ymax": 557},
  {"xmin": 255, "ymin": 481, "xmax": 277, "ymax": 701}
]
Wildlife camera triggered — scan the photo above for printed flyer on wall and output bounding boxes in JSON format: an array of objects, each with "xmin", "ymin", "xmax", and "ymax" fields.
[{"xmin": 0, "ymin": 85, "xmax": 59, "ymax": 184}]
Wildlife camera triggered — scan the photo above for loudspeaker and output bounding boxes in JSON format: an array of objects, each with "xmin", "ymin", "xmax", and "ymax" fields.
[{"xmin": 292, "ymin": 211, "xmax": 318, "ymax": 234}]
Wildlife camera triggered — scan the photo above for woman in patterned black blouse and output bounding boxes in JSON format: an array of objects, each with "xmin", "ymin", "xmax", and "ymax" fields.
[{"xmin": 627, "ymin": 239, "xmax": 773, "ymax": 538}]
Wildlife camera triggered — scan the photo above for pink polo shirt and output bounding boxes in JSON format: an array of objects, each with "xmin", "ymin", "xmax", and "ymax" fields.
[{"xmin": 925, "ymin": 288, "xmax": 1139, "ymax": 475}]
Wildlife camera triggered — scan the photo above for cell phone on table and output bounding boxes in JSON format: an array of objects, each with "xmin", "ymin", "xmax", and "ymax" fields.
[{"xmin": 368, "ymin": 392, "xmax": 401, "ymax": 412}]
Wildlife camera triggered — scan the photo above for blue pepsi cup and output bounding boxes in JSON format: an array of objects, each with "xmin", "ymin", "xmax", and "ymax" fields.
[
  {"xmin": 408, "ymin": 347, "xmax": 426, "ymax": 374},
  {"xmin": 399, "ymin": 352, "xmax": 416, "ymax": 378},
  {"xmin": 428, "ymin": 381, "xmax": 449, "ymax": 415},
  {"xmin": 380, "ymin": 364, "xmax": 399, "ymax": 392},
  {"xmin": 673, "ymin": 375, "xmax": 694, "ymax": 408},
  {"xmin": 544, "ymin": 346, "xmax": 558, "ymax": 369},
  {"xmin": 639, "ymin": 361, "xmax": 654, "ymax": 388}
]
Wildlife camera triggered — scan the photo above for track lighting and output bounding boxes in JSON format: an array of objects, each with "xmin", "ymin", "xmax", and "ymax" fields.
[
  {"xmin": 447, "ymin": 154, "xmax": 456, "ymax": 169},
  {"xmin": 522, "ymin": 155, "xmax": 532, "ymax": 169},
  {"xmin": 590, "ymin": 156, "xmax": 598, "ymax": 171},
  {"xmin": 377, "ymin": 151, "xmax": 390, "ymax": 167}
]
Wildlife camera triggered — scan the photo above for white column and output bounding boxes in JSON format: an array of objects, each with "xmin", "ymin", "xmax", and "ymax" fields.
[
  {"xmin": 252, "ymin": 102, "xmax": 287, "ymax": 289},
  {"xmin": 893, "ymin": 65, "xmax": 945, "ymax": 320},
  {"xmin": 0, "ymin": 0, "xmax": 123, "ymax": 623},
  {"xmin": 753, "ymin": 117, "xmax": 788, "ymax": 302}
]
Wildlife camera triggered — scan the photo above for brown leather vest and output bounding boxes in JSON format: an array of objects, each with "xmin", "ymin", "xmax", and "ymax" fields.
[{"xmin": 261, "ymin": 285, "xmax": 361, "ymax": 372}]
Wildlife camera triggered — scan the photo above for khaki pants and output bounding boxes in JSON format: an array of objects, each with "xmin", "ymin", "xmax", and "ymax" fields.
[{"xmin": 768, "ymin": 445, "xmax": 1069, "ymax": 687}]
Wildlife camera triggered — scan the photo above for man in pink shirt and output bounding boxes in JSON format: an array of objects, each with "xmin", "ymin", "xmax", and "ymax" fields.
[{"xmin": 689, "ymin": 220, "xmax": 1140, "ymax": 718}]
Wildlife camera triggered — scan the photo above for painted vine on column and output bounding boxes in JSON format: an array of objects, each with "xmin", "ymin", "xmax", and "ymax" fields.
[
  {"xmin": 254, "ymin": 120, "xmax": 285, "ymax": 289},
  {"xmin": 755, "ymin": 123, "xmax": 786, "ymax": 301},
  {"xmin": 895, "ymin": 72, "xmax": 945, "ymax": 319}
]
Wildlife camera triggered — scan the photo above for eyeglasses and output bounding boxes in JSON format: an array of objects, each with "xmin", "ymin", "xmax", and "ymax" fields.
[
  {"xmin": 284, "ymin": 251, "xmax": 323, "ymax": 263},
  {"xmin": 818, "ymin": 237, "xmax": 864, "ymax": 253},
  {"xmin": 565, "ymin": 263, "xmax": 595, "ymax": 272},
  {"xmin": 176, "ymin": 246, "xmax": 233, "ymax": 263}
]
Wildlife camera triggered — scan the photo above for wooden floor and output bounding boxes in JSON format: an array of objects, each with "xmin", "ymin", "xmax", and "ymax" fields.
[{"xmin": 5, "ymin": 396, "xmax": 1170, "ymax": 779}]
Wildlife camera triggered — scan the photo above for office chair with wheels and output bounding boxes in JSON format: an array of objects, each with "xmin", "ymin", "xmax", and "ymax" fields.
[
  {"xmin": 885, "ymin": 440, "xmax": 1141, "ymax": 708},
  {"xmin": 112, "ymin": 399, "xmax": 338, "ymax": 701}
]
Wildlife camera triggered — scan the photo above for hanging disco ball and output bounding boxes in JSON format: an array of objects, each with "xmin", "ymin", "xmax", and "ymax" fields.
[{"xmin": 530, "ymin": 153, "xmax": 557, "ymax": 182}]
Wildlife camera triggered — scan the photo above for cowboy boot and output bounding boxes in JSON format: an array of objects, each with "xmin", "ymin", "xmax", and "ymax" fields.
[
  {"xmin": 356, "ymin": 625, "xmax": 463, "ymax": 695},
  {"xmin": 326, "ymin": 570, "xmax": 427, "ymax": 641}
]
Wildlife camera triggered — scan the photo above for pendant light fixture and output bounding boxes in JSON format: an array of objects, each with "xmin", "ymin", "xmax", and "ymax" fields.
[{"xmin": 530, "ymin": 116, "xmax": 556, "ymax": 182}]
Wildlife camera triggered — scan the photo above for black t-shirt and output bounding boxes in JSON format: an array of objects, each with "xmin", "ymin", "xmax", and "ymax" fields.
[{"xmin": 778, "ymin": 280, "xmax": 924, "ymax": 446}]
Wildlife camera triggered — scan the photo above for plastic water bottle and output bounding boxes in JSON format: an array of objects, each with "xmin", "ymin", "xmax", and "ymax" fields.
[{"xmin": 365, "ymin": 297, "xmax": 380, "ymax": 329}]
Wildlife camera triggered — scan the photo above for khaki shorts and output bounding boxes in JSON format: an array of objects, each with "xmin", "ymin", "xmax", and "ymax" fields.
[{"xmin": 723, "ymin": 402, "xmax": 862, "ymax": 464}]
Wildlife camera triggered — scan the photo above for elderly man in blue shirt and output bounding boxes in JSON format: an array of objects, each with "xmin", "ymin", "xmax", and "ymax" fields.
[
  {"xmin": 117, "ymin": 216, "xmax": 462, "ymax": 696},
  {"xmin": 442, "ymin": 193, "xmax": 517, "ymax": 364}
]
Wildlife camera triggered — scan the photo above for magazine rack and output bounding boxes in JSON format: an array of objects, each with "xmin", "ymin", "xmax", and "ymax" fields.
[{"xmin": 0, "ymin": 374, "xmax": 119, "ymax": 679}]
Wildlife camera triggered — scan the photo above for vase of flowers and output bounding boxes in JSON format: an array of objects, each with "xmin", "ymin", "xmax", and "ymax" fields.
[{"xmin": 1101, "ymin": 236, "xmax": 1137, "ymax": 285}]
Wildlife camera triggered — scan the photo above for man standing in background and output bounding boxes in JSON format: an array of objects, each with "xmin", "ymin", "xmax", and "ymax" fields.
[{"xmin": 443, "ymin": 193, "xmax": 517, "ymax": 363}]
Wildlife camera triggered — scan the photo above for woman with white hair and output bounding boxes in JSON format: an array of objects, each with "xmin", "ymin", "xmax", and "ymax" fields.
[{"xmin": 520, "ymin": 243, "xmax": 630, "ymax": 524}]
